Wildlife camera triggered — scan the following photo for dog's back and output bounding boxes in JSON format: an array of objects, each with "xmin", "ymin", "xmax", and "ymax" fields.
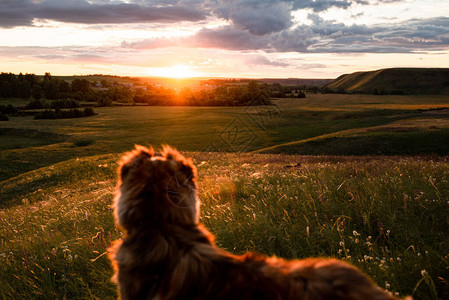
[{"xmin": 109, "ymin": 145, "xmax": 409, "ymax": 300}]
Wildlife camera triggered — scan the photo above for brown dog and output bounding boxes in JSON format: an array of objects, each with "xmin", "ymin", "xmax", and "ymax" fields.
[{"xmin": 109, "ymin": 145, "xmax": 409, "ymax": 300}]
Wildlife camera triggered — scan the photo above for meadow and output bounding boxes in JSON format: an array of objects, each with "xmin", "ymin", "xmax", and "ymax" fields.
[
  {"xmin": 2, "ymin": 94, "xmax": 449, "ymax": 181},
  {"xmin": 1, "ymin": 93, "xmax": 449, "ymax": 299}
]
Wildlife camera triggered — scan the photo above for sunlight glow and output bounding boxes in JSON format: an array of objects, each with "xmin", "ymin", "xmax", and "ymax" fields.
[{"xmin": 149, "ymin": 65, "xmax": 201, "ymax": 78}]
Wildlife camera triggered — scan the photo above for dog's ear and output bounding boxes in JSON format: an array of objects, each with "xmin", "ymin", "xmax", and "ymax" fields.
[
  {"xmin": 119, "ymin": 145, "xmax": 154, "ymax": 181},
  {"xmin": 161, "ymin": 145, "xmax": 197, "ymax": 184}
]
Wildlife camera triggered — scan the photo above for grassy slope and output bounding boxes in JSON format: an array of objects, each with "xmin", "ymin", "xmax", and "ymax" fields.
[
  {"xmin": 1, "ymin": 152, "xmax": 448, "ymax": 299},
  {"xmin": 325, "ymin": 68, "xmax": 449, "ymax": 94},
  {"xmin": 2, "ymin": 94, "xmax": 449, "ymax": 181}
]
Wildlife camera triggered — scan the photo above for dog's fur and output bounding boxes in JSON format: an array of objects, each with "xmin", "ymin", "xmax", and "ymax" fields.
[{"xmin": 109, "ymin": 145, "xmax": 408, "ymax": 300}]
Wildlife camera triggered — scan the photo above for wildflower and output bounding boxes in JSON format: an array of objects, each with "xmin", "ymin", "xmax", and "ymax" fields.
[
  {"xmin": 354, "ymin": 239, "xmax": 359, "ymax": 244},
  {"xmin": 385, "ymin": 282, "xmax": 390, "ymax": 289},
  {"xmin": 339, "ymin": 241, "xmax": 345, "ymax": 246},
  {"xmin": 353, "ymin": 230, "xmax": 360, "ymax": 236},
  {"xmin": 421, "ymin": 270, "xmax": 428, "ymax": 276},
  {"xmin": 397, "ymin": 257, "xmax": 401, "ymax": 262}
]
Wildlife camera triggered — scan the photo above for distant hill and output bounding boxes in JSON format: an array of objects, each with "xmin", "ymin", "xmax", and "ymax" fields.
[
  {"xmin": 324, "ymin": 68, "xmax": 449, "ymax": 95},
  {"xmin": 260, "ymin": 78, "xmax": 333, "ymax": 86}
]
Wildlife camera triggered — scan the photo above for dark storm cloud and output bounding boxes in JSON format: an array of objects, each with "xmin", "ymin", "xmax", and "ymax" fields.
[{"xmin": 0, "ymin": 0, "xmax": 206, "ymax": 28}]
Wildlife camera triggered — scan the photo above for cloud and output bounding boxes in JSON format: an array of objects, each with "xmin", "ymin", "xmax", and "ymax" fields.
[
  {"xmin": 292, "ymin": 0, "xmax": 352, "ymax": 12},
  {"xmin": 306, "ymin": 17, "xmax": 449, "ymax": 53},
  {"xmin": 0, "ymin": 0, "xmax": 34, "ymax": 28},
  {"xmin": 122, "ymin": 16, "xmax": 449, "ymax": 54},
  {"xmin": 0, "ymin": 0, "xmax": 207, "ymax": 28},
  {"xmin": 247, "ymin": 55, "xmax": 290, "ymax": 67},
  {"xmin": 213, "ymin": 1, "xmax": 293, "ymax": 35},
  {"xmin": 0, "ymin": 0, "xmax": 404, "ymax": 29},
  {"xmin": 123, "ymin": 25, "xmax": 272, "ymax": 51}
]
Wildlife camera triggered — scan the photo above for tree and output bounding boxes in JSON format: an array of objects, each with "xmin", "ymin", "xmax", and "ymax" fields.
[
  {"xmin": 43, "ymin": 79, "xmax": 59, "ymax": 99},
  {"xmin": 71, "ymin": 78, "xmax": 91, "ymax": 94},
  {"xmin": 0, "ymin": 81, "xmax": 12, "ymax": 98},
  {"xmin": 31, "ymin": 84, "xmax": 43, "ymax": 100},
  {"xmin": 18, "ymin": 80, "xmax": 31, "ymax": 99},
  {"xmin": 43, "ymin": 72, "xmax": 52, "ymax": 82}
]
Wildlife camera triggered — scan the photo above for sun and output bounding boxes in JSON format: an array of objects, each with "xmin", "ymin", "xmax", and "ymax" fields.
[{"xmin": 151, "ymin": 65, "xmax": 201, "ymax": 78}]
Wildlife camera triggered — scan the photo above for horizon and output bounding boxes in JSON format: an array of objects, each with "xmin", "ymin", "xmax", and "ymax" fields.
[
  {"xmin": 1, "ymin": 1, "xmax": 448, "ymax": 78},
  {"xmin": 5, "ymin": 66, "xmax": 449, "ymax": 81}
]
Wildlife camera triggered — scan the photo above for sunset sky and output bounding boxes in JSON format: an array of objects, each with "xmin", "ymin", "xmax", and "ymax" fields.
[{"xmin": 1, "ymin": 0, "xmax": 448, "ymax": 78}]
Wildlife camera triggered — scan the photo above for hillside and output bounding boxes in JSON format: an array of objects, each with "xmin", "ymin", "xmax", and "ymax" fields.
[
  {"xmin": 324, "ymin": 68, "xmax": 449, "ymax": 95},
  {"xmin": 1, "ymin": 152, "xmax": 448, "ymax": 299}
]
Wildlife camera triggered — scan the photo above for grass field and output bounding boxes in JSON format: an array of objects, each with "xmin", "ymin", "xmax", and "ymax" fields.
[
  {"xmin": 1, "ymin": 153, "xmax": 448, "ymax": 299},
  {"xmin": 1, "ymin": 93, "xmax": 449, "ymax": 299},
  {"xmin": 2, "ymin": 94, "xmax": 449, "ymax": 181}
]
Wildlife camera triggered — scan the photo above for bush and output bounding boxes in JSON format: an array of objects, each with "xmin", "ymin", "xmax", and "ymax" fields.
[
  {"xmin": 25, "ymin": 99, "xmax": 48, "ymax": 109},
  {"xmin": 83, "ymin": 107, "xmax": 97, "ymax": 116},
  {"xmin": 50, "ymin": 99, "xmax": 80, "ymax": 109},
  {"xmin": 34, "ymin": 108, "xmax": 97, "ymax": 120},
  {"xmin": 98, "ymin": 96, "xmax": 112, "ymax": 107},
  {"xmin": 0, "ymin": 104, "xmax": 18, "ymax": 115},
  {"xmin": 0, "ymin": 112, "xmax": 9, "ymax": 121},
  {"xmin": 34, "ymin": 109, "xmax": 57, "ymax": 119}
]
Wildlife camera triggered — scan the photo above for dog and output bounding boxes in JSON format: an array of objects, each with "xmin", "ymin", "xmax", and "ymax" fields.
[{"xmin": 109, "ymin": 145, "xmax": 409, "ymax": 300}]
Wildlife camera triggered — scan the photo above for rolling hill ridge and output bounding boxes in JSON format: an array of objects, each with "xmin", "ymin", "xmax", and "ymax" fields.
[{"xmin": 324, "ymin": 68, "xmax": 449, "ymax": 95}]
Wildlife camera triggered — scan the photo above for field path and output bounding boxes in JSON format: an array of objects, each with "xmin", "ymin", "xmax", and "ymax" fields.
[{"xmin": 250, "ymin": 127, "xmax": 365, "ymax": 154}]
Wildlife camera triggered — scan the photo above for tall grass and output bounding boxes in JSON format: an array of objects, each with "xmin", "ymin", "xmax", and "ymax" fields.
[{"xmin": 1, "ymin": 152, "xmax": 448, "ymax": 299}]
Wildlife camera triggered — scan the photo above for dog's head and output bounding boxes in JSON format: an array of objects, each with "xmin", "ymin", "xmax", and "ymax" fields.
[{"xmin": 114, "ymin": 145, "xmax": 199, "ymax": 232}]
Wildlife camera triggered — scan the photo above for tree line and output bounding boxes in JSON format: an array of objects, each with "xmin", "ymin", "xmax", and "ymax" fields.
[{"xmin": 0, "ymin": 72, "xmax": 313, "ymax": 109}]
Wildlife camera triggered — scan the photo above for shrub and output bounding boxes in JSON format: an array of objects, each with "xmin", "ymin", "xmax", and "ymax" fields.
[
  {"xmin": 34, "ymin": 109, "xmax": 57, "ymax": 119},
  {"xmin": 0, "ymin": 104, "xmax": 18, "ymax": 115},
  {"xmin": 0, "ymin": 112, "xmax": 9, "ymax": 121},
  {"xmin": 50, "ymin": 99, "xmax": 80, "ymax": 109},
  {"xmin": 25, "ymin": 99, "xmax": 50, "ymax": 109},
  {"xmin": 34, "ymin": 108, "xmax": 97, "ymax": 120},
  {"xmin": 83, "ymin": 107, "xmax": 97, "ymax": 116}
]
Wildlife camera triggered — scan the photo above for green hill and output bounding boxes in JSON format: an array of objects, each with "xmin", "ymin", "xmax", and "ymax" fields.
[
  {"xmin": 324, "ymin": 68, "xmax": 449, "ymax": 95},
  {"xmin": 1, "ymin": 152, "xmax": 449, "ymax": 299}
]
